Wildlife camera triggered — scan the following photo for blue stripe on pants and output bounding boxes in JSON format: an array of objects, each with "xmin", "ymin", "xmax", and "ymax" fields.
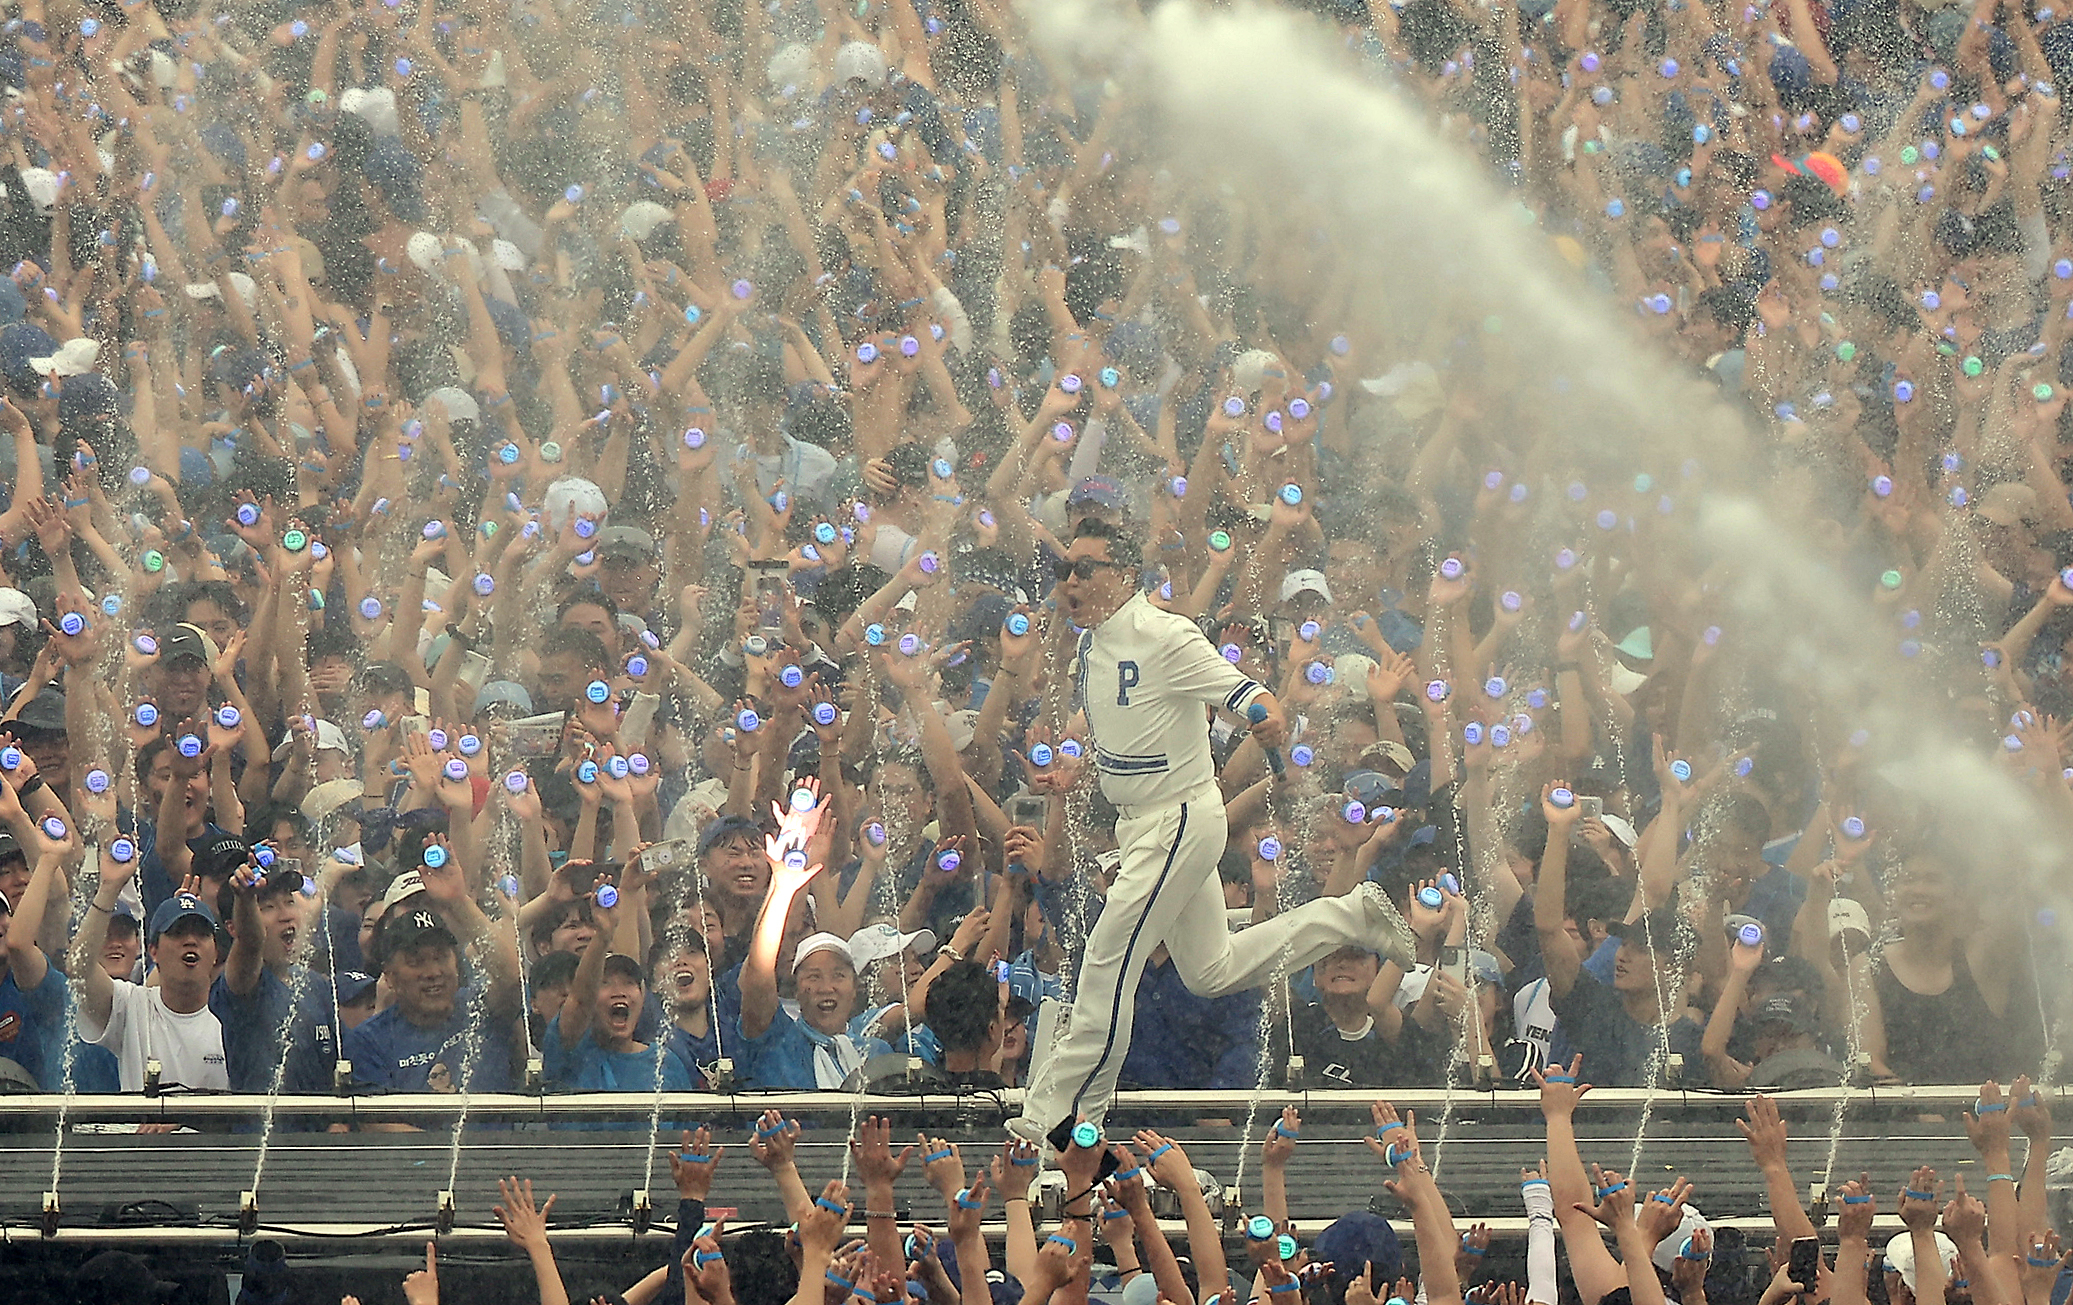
[{"xmin": 1064, "ymin": 802, "xmax": 1190, "ymax": 1123}]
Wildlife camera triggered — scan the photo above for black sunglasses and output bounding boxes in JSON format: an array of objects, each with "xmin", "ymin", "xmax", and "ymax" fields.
[{"xmin": 1052, "ymin": 556, "xmax": 1122, "ymax": 582}]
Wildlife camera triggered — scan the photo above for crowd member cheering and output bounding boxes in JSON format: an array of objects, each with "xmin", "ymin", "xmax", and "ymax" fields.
[{"xmin": 0, "ymin": 0, "xmax": 2058, "ymax": 1124}]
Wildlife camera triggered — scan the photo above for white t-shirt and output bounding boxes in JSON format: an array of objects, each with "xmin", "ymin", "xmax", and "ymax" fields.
[{"xmin": 80, "ymin": 981, "xmax": 228, "ymax": 1093}]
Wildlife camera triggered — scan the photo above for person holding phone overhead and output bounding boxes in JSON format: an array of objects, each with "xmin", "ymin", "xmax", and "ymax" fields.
[{"xmin": 1009, "ymin": 518, "xmax": 1417, "ymax": 1148}]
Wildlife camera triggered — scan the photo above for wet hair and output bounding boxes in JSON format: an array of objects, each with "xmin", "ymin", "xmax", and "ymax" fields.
[
  {"xmin": 727, "ymin": 1230, "xmax": 801, "ymax": 1305},
  {"xmin": 530, "ymin": 948, "xmax": 580, "ymax": 993},
  {"xmin": 540, "ymin": 624, "xmax": 611, "ymax": 674},
  {"xmin": 530, "ymin": 897, "xmax": 599, "ymax": 953},
  {"xmin": 925, "ymin": 959, "xmax": 1001, "ymax": 1054},
  {"xmin": 557, "ymin": 587, "xmax": 622, "ymax": 627},
  {"xmin": 1071, "ymin": 517, "xmax": 1143, "ymax": 572}
]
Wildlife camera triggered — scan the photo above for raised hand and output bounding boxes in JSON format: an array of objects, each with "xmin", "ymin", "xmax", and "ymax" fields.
[
  {"xmin": 849, "ymin": 1116, "xmax": 915, "ymax": 1188},
  {"xmin": 748, "ymin": 1110, "xmax": 801, "ymax": 1171},
  {"xmin": 668, "ymin": 1126, "xmax": 725, "ymax": 1200},
  {"xmin": 492, "ymin": 1175, "xmax": 557, "ymax": 1254},
  {"xmin": 1898, "ymin": 1166, "xmax": 1942, "ymax": 1229}
]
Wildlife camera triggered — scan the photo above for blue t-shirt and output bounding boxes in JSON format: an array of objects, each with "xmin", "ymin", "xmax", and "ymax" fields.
[
  {"xmin": 210, "ymin": 967, "xmax": 296, "ymax": 1093},
  {"xmin": 661, "ymin": 1020, "xmax": 722, "ymax": 1089},
  {"xmin": 135, "ymin": 819, "xmax": 234, "ymax": 917},
  {"xmin": 542, "ymin": 1011, "xmax": 696, "ymax": 1092},
  {"xmin": 0, "ymin": 966, "xmax": 66, "ymax": 1088},
  {"xmin": 343, "ymin": 987, "xmax": 515, "ymax": 1094},
  {"xmin": 740, "ymin": 1005, "xmax": 889, "ymax": 1090}
]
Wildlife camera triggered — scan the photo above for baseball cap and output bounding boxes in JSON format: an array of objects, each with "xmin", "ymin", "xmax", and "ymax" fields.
[
  {"xmin": 272, "ymin": 718, "xmax": 349, "ymax": 759},
  {"xmin": 595, "ymin": 525, "xmax": 658, "ymax": 561},
  {"xmin": 1606, "ymin": 908, "xmax": 1689, "ymax": 955},
  {"xmin": 1755, "ymin": 992, "xmax": 1818, "ymax": 1036},
  {"xmin": 194, "ymin": 834, "xmax": 253, "ymax": 879},
  {"xmin": 0, "ymin": 830, "xmax": 21, "ymax": 866},
  {"xmin": 793, "ymin": 931, "xmax": 855, "ymax": 971},
  {"xmin": 833, "ymin": 39, "xmax": 888, "ymax": 86},
  {"xmin": 1885, "ymin": 1231, "xmax": 1959, "ymax": 1291},
  {"xmin": 848, "ymin": 922, "xmax": 936, "ymax": 967},
  {"xmin": 1649, "ymin": 1204, "xmax": 1711, "ymax": 1274},
  {"xmin": 1343, "ymin": 770, "xmax": 1401, "ymax": 810},
  {"xmin": 1828, "ymin": 897, "xmax": 1872, "ymax": 945},
  {"xmin": 380, "ymin": 870, "xmax": 428, "ymax": 912},
  {"xmin": 0, "ymin": 587, "xmax": 35, "ymax": 628},
  {"xmin": 383, "ymin": 907, "xmax": 458, "ymax": 956},
  {"xmin": 28, "ymin": 336, "xmax": 99, "ymax": 376},
  {"xmin": 158, "ymin": 623, "xmax": 219, "ymax": 668},
  {"xmin": 1309, "ymin": 1211, "xmax": 1403, "ymax": 1287},
  {"xmin": 1279, "ymin": 569, "xmax": 1333, "ymax": 604},
  {"xmin": 7, "ymin": 687, "xmax": 64, "ymax": 734},
  {"xmin": 543, "ymin": 476, "xmax": 608, "ymax": 534},
  {"xmin": 301, "ymin": 778, "xmax": 365, "ymax": 824},
  {"xmin": 147, "ymin": 890, "xmax": 221, "ymax": 943},
  {"xmin": 336, "ymin": 970, "xmax": 379, "ymax": 1003},
  {"xmin": 1067, "ymin": 475, "xmax": 1126, "ymax": 512},
  {"xmin": 698, "ymin": 813, "xmax": 763, "ymax": 858},
  {"xmin": 473, "ymin": 680, "xmax": 535, "ymax": 717}
]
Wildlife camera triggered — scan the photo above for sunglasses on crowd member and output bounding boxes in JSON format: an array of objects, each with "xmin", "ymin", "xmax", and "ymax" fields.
[{"xmin": 1052, "ymin": 556, "xmax": 1125, "ymax": 582}]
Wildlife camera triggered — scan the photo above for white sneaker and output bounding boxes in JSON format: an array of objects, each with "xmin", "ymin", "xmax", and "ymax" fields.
[{"xmin": 1359, "ymin": 881, "xmax": 1420, "ymax": 969}]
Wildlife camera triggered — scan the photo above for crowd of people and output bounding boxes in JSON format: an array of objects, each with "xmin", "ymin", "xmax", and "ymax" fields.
[
  {"xmin": 0, "ymin": 0, "xmax": 2064, "ymax": 1116},
  {"xmin": 96, "ymin": 1078, "xmax": 2048, "ymax": 1305}
]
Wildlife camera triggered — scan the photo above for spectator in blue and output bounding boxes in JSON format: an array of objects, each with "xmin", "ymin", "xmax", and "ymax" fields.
[
  {"xmin": 344, "ymin": 838, "xmax": 524, "ymax": 1112},
  {"xmin": 542, "ymin": 885, "xmax": 693, "ymax": 1093}
]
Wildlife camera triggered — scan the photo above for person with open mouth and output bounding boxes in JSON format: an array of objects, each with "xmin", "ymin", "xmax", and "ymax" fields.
[
  {"xmin": 542, "ymin": 875, "xmax": 695, "ymax": 1097},
  {"xmin": 77, "ymin": 846, "xmax": 229, "ymax": 1093}
]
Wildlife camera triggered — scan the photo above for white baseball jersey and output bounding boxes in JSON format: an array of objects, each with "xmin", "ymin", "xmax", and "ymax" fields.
[{"xmin": 1076, "ymin": 593, "xmax": 1268, "ymax": 809}]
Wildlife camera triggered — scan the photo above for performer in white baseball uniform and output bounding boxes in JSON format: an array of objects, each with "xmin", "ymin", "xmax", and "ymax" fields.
[{"xmin": 1012, "ymin": 519, "xmax": 1418, "ymax": 1143}]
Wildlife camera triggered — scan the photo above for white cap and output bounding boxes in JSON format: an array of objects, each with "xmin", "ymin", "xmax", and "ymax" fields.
[
  {"xmin": 423, "ymin": 386, "xmax": 480, "ymax": 424},
  {"xmin": 0, "ymin": 587, "xmax": 36, "ymax": 628},
  {"xmin": 148, "ymin": 50, "xmax": 177, "ymax": 89},
  {"xmin": 767, "ymin": 42, "xmax": 814, "ymax": 90},
  {"xmin": 405, "ymin": 230, "xmax": 445, "ymax": 272},
  {"xmin": 544, "ymin": 476, "xmax": 608, "ymax": 534},
  {"xmin": 490, "ymin": 239, "xmax": 527, "ymax": 272},
  {"xmin": 1279, "ymin": 569, "xmax": 1333, "ymax": 604},
  {"xmin": 380, "ymin": 870, "xmax": 427, "ymax": 911},
  {"xmin": 832, "ymin": 40, "xmax": 888, "ymax": 87},
  {"xmin": 1650, "ymin": 1204, "xmax": 1711, "ymax": 1274},
  {"xmin": 1600, "ymin": 813, "xmax": 1639, "ymax": 848},
  {"xmin": 1829, "ymin": 897, "xmax": 1872, "ymax": 943},
  {"xmin": 620, "ymin": 201, "xmax": 675, "ymax": 241},
  {"xmin": 792, "ymin": 931, "xmax": 855, "ymax": 972},
  {"xmin": 30, "ymin": 337, "xmax": 99, "ymax": 377},
  {"xmin": 1884, "ymin": 1231, "xmax": 1959, "ymax": 1290},
  {"xmin": 274, "ymin": 718, "xmax": 350, "ymax": 759},
  {"xmin": 848, "ymin": 922, "xmax": 936, "ymax": 967},
  {"xmin": 338, "ymin": 85, "xmax": 400, "ymax": 136},
  {"xmin": 301, "ymin": 777, "xmax": 365, "ymax": 823},
  {"xmin": 1231, "ymin": 348, "xmax": 1278, "ymax": 391},
  {"xmin": 16, "ymin": 167, "xmax": 59, "ymax": 214}
]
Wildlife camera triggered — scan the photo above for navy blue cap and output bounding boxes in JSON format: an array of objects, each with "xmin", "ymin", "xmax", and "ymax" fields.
[
  {"xmin": 0, "ymin": 322, "xmax": 58, "ymax": 389},
  {"xmin": 336, "ymin": 970, "xmax": 378, "ymax": 1003},
  {"xmin": 147, "ymin": 891, "xmax": 221, "ymax": 943},
  {"xmin": 1309, "ymin": 1211, "xmax": 1402, "ymax": 1286}
]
